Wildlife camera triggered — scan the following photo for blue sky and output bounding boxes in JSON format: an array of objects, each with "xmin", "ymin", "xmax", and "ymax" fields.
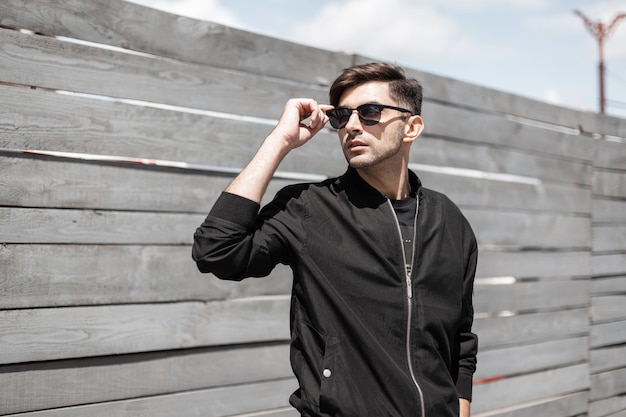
[{"xmin": 128, "ymin": 0, "xmax": 626, "ymax": 118}]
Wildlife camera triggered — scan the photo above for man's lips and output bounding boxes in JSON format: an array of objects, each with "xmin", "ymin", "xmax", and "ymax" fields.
[{"xmin": 346, "ymin": 139, "xmax": 367, "ymax": 149}]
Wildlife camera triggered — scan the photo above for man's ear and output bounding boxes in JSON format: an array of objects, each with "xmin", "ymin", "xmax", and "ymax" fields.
[{"xmin": 403, "ymin": 115, "xmax": 424, "ymax": 143}]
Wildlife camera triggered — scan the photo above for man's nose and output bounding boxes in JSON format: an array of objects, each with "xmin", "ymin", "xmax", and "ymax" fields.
[{"xmin": 344, "ymin": 110, "xmax": 363, "ymax": 132}]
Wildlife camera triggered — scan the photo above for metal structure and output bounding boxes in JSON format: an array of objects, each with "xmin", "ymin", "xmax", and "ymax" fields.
[{"xmin": 574, "ymin": 10, "xmax": 626, "ymax": 113}]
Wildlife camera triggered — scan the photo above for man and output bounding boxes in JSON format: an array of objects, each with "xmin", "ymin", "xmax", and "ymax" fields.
[{"xmin": 193, "ymin": 62, "xmax": 478, "ymax": 417}]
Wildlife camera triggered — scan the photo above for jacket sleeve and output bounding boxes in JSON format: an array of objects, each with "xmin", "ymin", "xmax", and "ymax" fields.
[
  {"xmin": 192, "ymin": 191, "xmax": 293, "ymax": 280},
  {"xmin": 455, "ymin": 224, "xmax": 479, "ymax": 401}
]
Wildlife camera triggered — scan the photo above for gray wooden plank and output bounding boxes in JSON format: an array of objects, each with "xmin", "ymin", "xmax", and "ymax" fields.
[
  {"xmin": 0, "ymin": 85, "xmax": 345, "ymax": 174},
  {"xmin": 413, "ymin": 134, "xmax": 592, "ymax": 186},
  {"xmin": 0, "ymin": 156, "xmax": 294, "ymax": 212},
  {"xmin": 398, "ymin": 60, "xmax": 626, "ymax": 139},
  {"xmin": 420, "ymin": 101, "xmax": 595, "ymax": 162},
  {"xmin": 471, "ymin": 364, "xmax": 590, "ymax": 414},
  {"xmin": 594, "ymin": 170, "xmax": 626, "ymax": 199},
  {"xmin": 592, "ymin": 276, "xmax": 626, "ymax": 296},
  {"xmin": 475, "ymin": 337, "xmax": 588, "ymax": 381},
  {"xmin": 473, "ymin": 392, "xmax": 588, "ymax": 417},
  {"xmin": 593, "ymin": 253, "xmax": 626, "ymax": 277},
  {"xmin": 417, "ymin": 170, "xmax": 591, "ymax": 214},
  {"xmin": 590, "ymin": 368, "xmax": 626, "ymax": 401},
  {"xmin": 595, "ymin": 139, "xmax": 626, "ymax": 170},
  {"xmin": 465, "ymin": 209, "xmax": 590, "ymax": 249},
  {"xmin": 593, "ymin": 198, "xmax": 626, "ymax": 224},
  {"xmin": 0, "ymin": 0, "xmax": 351, "ymax": 86},
  {"xmin": 476, "ymin": 250, "xmax": 591, "ymax": 279},
  {"xmin": 590, "ymin": 345, "xmax": 626, "ymax": 374},
  {"xmin": 474, "ymin": 281, "xmax": 589, "ymax": 314},
  {"xmin": 2, "ymin": 379, "xmax": 298, "ymax": 417},
  {"xmin": 592, "ymin": 295, "xmax": 626, "ymax": 323},
  {"xmin": 0, "ymin": 343, "xmax": 292, "ymax": 415},
  {"xmin": 590, "ymin": 320, "xmax": 626, "ymax": 348},
  {"xmin": 0, "ymin": 298, "xmax": 291, "ymax": 364},
  {"xmin": 589, "ymin": 396, "xmax": 626, "ymax": 417},
  {"xmin": 0, "ymin": 244, "xmax": 293, "ymax": 309},
  {"xmin": 0, "ymin": 27, "xmax": 327, "ymax": 119},
  {"xmin": 593, "ymin": 226, "xmax": 626, "ymax": 253},
  {"xmin": 473, "ymin": 309, "xmax": 589, "ymax": 349},
  {"xmin": 0, "ymin": 208, "xmax": 203, "ymax": 244}
]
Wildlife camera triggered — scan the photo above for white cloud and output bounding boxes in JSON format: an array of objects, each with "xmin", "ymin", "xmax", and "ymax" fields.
[
  {"xmin": 544, "ymin": 86, "xmax": 590, "ymax": 111},
  {"xmin": 125, "ymin": 0, "xmax": 243, "ymax": 28},
  {"xmin": 287, "ymin": 0, "xmax": 482, "ymax": 67}
]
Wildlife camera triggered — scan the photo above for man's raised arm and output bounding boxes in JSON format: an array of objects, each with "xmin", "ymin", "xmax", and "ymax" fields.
[{"xmin": 225, "ymin": 98, "xmax": 331, "ymax": 203}]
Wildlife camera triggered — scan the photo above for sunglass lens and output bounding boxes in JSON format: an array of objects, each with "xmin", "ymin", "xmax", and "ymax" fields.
[
  {"xmin": 327, "ymin": 108, "xmax": 351, "ymax": 129},
  {"xmin": 357, "ymin": 104, "xmax": 382, "ymax": 125}
]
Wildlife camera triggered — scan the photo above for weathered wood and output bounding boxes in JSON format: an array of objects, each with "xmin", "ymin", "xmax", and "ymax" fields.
[
  {"xmin": 0, "ymin": 208, "xmax": 203, "ymax": 244},
  {"xmin": 593, "ymin": 198, "xmax": 626, "ymax": 224},
  {"xmin": 0, "ymin": 244, "xmax": 293, "ymax": 309},
  {"xmin": 0, "ymin": 156, "xmax": 294, "ymax": 212},
  {"xmin": 473, "ymin": 308, "xmax": 589, "ymax": 349},
  {"xmin": 592, "ymin": 295, "xmax": 626, "ymax": 323},
  {"xmin": 0, "ymin": 298, "xmax": 291, "ymax": 364},
  {"xmin": 465, "ymin": 209, "xmax": 590, "ymax": 249},
  {"xmin": 399, "ymin": 60, "xmax": 626, "ymax": 138},
  {"xmin": 473, "ymin": 392, "xmax": 588, "ymax": 417},
  {"xmin": 421, "ymin": 101, "xmax": 594, "ymax": 162},
  {"xmin": 590, "ymin": 345, "xmax": 626, "ymax": 374},
  {"xmin": 413, "ymin": 134, "xmax": 592, "ymax": 186},
  {"xmin": 589, "ymin": 396, "xmax": 626, "ymax": 417},
  {"xmin": 417, "ymin": 170, "xmax": 591, "ymax": 214},
  {"xmin": 476, "ymin": 250, "xmax": 591, "ymax": 279},
  {"xmin": 475, "ymin": 337, "xmax": 588, "ymax": 380},
  {"xmin": 0, "ymin": 27, "xmax": 326, "ymax": 119},
  {"xmin": 593, "ymin": 170, "xmax": 626, "ymax": 199},
  {"xmin": 2, "ymin": 379, "xmax": 298, "ymax": 417},
  {"xmin": 590, "ymin": 367, "xmax": 626, "ymax": 401},
  {"xmin": 593, "ymin": 253, "xmax": 626, "ymax": 277},
  {"xmin": 0, "ymin": 0, "xmax": 351, "ymax": 86},
  {"xmin": 590, "ymin": 320, "xmax": 626, "ymax": 348},
  {"xmin": 592, "ymin": 276, "xmax": 626, "ymax": 295},
  {"xmin": 593, "ymin": 226, "xmax": 626, "ymax": 252},
  {"xmin": 474, "ymin": 281, "xmax": 589, "ymax": 314},
  {"xmin": 0, "ymin": 343, "xmax": 293, "ymax": 415},
  {"xmin": 595, "ymin": 139, "xmax": 626, "ymax": 170},
  {"xmin": 463, "ymin": 207, "xmax": 591, "ymax": 249},
  {"xmin": 471, "ymin": 364, "xmax": 590, "ymax": 414},
  {"xmin": 0, "ymin": 85, "xmax": 345, "ymax": 174}
]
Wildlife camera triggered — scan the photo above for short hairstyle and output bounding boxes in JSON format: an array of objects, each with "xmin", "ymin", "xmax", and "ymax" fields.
[{"xmin": 329, "ymin": 62, "xmax": 423, "ymax": 115}]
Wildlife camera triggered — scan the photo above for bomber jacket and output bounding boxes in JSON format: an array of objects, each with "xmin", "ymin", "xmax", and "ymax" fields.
[{"xmin": 193, "ymin": 167, "xmax": 478, "ymax": 417}]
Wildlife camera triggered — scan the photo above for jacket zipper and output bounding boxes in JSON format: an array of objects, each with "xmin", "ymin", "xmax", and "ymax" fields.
[{"xmin": 387, "ymin": 199, "xmax": 426, "ymax": 417}]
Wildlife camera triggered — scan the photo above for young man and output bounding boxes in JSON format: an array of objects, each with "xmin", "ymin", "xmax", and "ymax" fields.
[{"xmin": 193, "ymin": 63, "xmax": 478, "ymax": 417}]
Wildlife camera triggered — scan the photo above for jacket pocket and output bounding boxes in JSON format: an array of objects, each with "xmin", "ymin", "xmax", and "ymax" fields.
[{"xmin": 319, "ymin": 336, "xmax": 369, "ymax": 417}]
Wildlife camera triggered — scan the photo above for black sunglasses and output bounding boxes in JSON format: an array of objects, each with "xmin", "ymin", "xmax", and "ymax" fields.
[{"xmin": 326, "ymin": 103, "xmax": 414, "ymax": 129}]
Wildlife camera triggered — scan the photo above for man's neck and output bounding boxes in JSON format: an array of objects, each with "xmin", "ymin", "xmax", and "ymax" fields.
[{"xmin": 356, "ymin": 164, "xmax": 411, "ymax": 200}]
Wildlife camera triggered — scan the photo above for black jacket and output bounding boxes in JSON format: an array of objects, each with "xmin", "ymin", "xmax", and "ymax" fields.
[{"xmin": 193, "ymin": 168, "xmax": 478, "ymax": 417}]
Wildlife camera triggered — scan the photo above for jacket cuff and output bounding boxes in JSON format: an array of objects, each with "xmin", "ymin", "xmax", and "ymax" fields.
[
  {"xmin": 456, "ymin": 372, "xmax": 473, "ymax": 401},
  {"xmin": 209, "ymin": 192, "xmax": 260, "ymax": 230}
]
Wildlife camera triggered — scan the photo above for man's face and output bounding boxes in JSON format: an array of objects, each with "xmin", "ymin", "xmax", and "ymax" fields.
[{"xmin": 336, "ymin": 81, "xmax": 409, "ymax": 170}]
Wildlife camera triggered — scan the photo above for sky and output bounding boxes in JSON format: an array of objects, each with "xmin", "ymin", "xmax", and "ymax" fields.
[{"xmin": 127, "ymin": 0, "xmax": 626, "ymax": 119}]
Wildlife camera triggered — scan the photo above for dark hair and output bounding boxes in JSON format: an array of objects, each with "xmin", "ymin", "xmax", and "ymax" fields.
[{"xmin": 329, "ymin": 62, "xmax": 423, "ymax": 115}]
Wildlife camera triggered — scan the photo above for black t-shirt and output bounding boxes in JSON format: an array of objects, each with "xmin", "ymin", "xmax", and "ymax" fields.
[{"xmin": 391, "ymin": 195, "xmax": 417, "ymax": 274}]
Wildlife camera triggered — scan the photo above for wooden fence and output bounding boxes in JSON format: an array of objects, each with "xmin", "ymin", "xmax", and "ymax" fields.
[{"xmin": 1, "ymin": 0, "xmax": 625, "ymax": 415}]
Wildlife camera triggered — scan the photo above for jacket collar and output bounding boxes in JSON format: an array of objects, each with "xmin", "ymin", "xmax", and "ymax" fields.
[{"xmin": 336, "ymin": 167, "xmax": 423, "ymax": 208}]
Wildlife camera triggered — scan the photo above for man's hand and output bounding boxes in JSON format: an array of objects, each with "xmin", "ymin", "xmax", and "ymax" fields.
[
  {"xmin": 270, "ymin": 98, "xmax": 332, "ymax": 151},
  {"xmin": 224, "ymin": 98, "xmax": 331, "ymax": 203}
]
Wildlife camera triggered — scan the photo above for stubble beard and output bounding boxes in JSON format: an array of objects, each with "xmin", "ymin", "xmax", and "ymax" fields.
[{"xmin": 344, "ymin": 127, "xmax": 404, "ymax": 169}]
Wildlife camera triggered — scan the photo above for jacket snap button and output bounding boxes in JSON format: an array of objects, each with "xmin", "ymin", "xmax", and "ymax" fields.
[{"xmin": 323, "ymin": 368, "xmax": 332, "ymax": 378}]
